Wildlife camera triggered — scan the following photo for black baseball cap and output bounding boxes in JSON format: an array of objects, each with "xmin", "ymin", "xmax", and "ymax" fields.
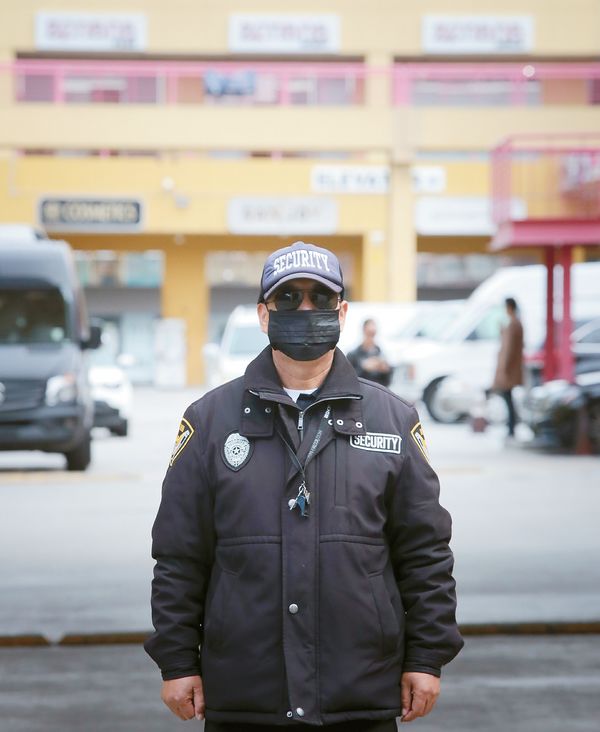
[{"xmin": 259, "ymin": 241, "xmax": 344, "ymax": 302}]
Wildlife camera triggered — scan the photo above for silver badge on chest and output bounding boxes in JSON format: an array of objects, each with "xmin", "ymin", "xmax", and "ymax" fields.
[{"xmin": 222, "ymin": 431, "xmax": 253, "ymax": 471}]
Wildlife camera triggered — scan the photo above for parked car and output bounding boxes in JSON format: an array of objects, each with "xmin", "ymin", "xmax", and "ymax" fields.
[
  {"xmin": 0, "ymin": 226, "xmax": 100, "ymax": 469},
  {"xmin": 528, "ymin": 317, "xmax": 600, "ymax": 386},
  {"xmin": 203, "ymin": 305, "xmax": 269, "ymax": 390},
  {"xmin": 89, "ymin": 364, "xmax": 132, "ymax": 437},
  {"xmin": 391, "ymin": 262, "xmax": 600, "ymax": 423},
  {"xmin": 88, "ymin": 322, "xmax": 133, "ymax": 437},
  {"xmin": 522, "ymin": 371, "xmax": 600, "ymax": 453}
]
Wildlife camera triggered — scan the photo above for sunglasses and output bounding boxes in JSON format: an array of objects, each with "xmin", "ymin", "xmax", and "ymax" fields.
[{"xmin": 268, "ymin": 286, "xmax": 340, "ymax": 312}]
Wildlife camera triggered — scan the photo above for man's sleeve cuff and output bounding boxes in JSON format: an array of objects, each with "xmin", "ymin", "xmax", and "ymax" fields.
[
  {"xmin": 161, "ymin": 667, "xmax": 201, "ymax": 681},
  {"xmin": 402, "ymin": 662, "xmax": 442, "ymax": 678}
]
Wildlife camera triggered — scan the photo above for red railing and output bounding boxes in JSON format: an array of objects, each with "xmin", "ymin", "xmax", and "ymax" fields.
[
  {"xmin": 7, "ymin": 59, "xmax": 369, "ymax": 106},
  {"xmin": 393, "ymin": 62, "xmax": 600, "ymax": 106},
  {"xmin": 491, "ymin": 133, "xmax": 600, "ymax": 226},
  {"xmin": 3, "ymin": 59, "xmax": 600, "ymax": 107}
]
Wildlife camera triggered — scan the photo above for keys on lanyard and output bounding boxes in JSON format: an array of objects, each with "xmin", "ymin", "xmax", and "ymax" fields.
[
  {"xmin": 288, "ymin": 481, "xmax": 310, "ymax": 517},
  {"xmin": 280, "ymin": 403, "xmax": 331, "ymax": 520}
]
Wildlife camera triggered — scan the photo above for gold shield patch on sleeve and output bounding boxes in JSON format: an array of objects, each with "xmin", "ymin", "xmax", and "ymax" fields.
[
  {"xmin": 410, "ymin": 421, "xmax": 430, "ymax": 463},
  {"xmin": 170, "ymin": 417, "xmax": 195, "ymax": 466}
]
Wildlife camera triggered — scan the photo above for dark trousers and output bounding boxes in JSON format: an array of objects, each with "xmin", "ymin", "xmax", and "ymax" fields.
[
  {"xmin": 500, "ymin": 389, "xmax": 517, "ymax": 435},
  {"xmin": 204, "ymin": 720, "xmax": 398, "ymax": 732}
]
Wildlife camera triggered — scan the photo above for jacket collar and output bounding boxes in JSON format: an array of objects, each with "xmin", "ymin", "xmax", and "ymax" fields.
[{"xmin": 240, "ymin": 347, "xmax": 366, "ymax": 438}]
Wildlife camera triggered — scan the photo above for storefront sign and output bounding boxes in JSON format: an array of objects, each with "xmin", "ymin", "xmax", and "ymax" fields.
[
  {"xmin": 415, "ymin": 196, "xmax": 526, "ymax": 235},
  {"xmin": 411, "ymin": 166, "xmax": 447, "ymax": 194},
  {"xmin": 229, "ymin": 14, "xmax": 340, "ymax": 54},
  {"xmin": 39, "ymin": 198, "xmax": 144, "ymax": 232},
  {"xmin": 422, "ymin": 15, "xmax": 534, "ymax": 54},
  {"xmin": 228, "ymin": 197, "xmax": 337, "ymax": 235},
  {"xmin": 35, "ymin": 12, "xmax": 147, "ymax": 52},
  {"xmin": 311, "ymin": 165, "xmax": 389, "ymax": 194}
]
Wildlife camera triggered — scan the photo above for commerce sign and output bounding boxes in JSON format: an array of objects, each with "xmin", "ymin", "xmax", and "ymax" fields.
[
  {"xmin": 422, "ymin": 15, "xmax": 534, "ymax": 54},
  {"xmin": 39, "ymin": 198, "xmax": 144, "ymax": 232},
  {"xmin": 311, "ymin": 166, "xmax": 389, "ymax": 194},
  {"xmin": 228, "ymin": 197, "xmax": 337, "ymax": 235},
  {"xmin": 229, "ymin": 14, "xmax": 340, "ymax": 54},
  {"xmin": 35, "ymin": 12, "xmax": 147, "ymax": 52}
]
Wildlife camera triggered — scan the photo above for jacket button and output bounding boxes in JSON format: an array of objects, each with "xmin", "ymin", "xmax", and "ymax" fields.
[
  {"xmin": 288, "ymin": 603, "xmax": 299, "ymax": 614},
  {"xmin": 356, "ymin": 421, "xmax": 363, "ymax": 428},
  {"xmin": 265, "ymin": 407, "xmax": 272, "ymax": 414},
  {"xmin": 336, "ymin": 419, "xmax": 344, "ymax": 426},
  {"xmin": 286, "ymin": 711, "xmax": 293, "ymax": 718},
  {"xmin": 244, "ymin": 407, "xmax": 251, "ymax": 414},
  {"xmin": 296, "ymin": 708, "xmax": 305, "ymax": 717}
]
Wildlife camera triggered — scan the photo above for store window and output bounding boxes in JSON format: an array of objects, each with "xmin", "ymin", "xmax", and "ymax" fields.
[{"xmin": 75, "ymin": 251, "xmax": 163, "ymax": 287}]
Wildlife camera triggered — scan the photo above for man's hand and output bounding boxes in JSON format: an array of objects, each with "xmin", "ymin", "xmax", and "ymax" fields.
[
  {"xmin": 400, "ymin": 671, "xmax": 440, "ymax": 723},
  {"xmin": 160, "ymin": 675, "xmax": 205, "ymax": 721}
]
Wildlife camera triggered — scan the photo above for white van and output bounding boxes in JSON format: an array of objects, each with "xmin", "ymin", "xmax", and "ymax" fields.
[{"xmin": 391, "ymin": 262, "xmax": 600, "ymax": 423}]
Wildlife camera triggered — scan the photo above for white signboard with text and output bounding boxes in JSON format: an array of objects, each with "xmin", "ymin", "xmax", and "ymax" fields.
[
  {"xmin": 311, "ymin": 166, "xmax": 389, "ymax": 194},
  {"xmin": 415, "ymin": 197, "xmax": 526, "ymax": 236},
  {"xmin": 229, "ymin": 14, "xmax": 340, "ymax": 54},
  {"xmin": 422, "ymin": 15, "xmax": 534, "ymax": 55},
  {"xmin": 228, "ymin": 197, "xmax": 338, "ymax": 235},
  {"xmin": 35, "ymin": 12, "xmax": 147, "ymax": 52},
  {"xmin": 411, "ymin": 166, "xmax": 447, "ymax": 194}
]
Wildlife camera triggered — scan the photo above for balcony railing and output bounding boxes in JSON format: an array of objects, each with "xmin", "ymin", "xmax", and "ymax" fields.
[
  {"xmin": 9, "ymin": 59, "xmax": 367, "ymax": 106},
  {"xmin": 392, "ymin": 62, "xmax": 600, "ymax": 107},
  {"xmin": 491, "ymin": 133, "xmax": 600, "ymax": 225},
  {"xmin": 4, "ymin": 60, "xmax": 600, "ymax": 108}
]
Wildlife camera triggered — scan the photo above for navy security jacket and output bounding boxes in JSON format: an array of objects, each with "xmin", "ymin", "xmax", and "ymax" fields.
[{"xmin": 144, "ymin": 347, "xmax": 463, "ymax": 726}]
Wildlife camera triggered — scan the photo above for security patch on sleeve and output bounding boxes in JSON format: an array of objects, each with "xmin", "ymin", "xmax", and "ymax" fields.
[
  {"xmin": 349, "ymin": 432, "xmax": 402, "ymax": 454},
  {"xmin": 410, "ymin": 421, "xmax": 430, "ymax": 463},
  {"xmin": 170, "ymin": 417, "xmax": 195, "ymax": 466}
]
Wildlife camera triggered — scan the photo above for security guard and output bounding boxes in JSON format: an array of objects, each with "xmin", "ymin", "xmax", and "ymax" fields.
[{"xmin": 144, "ymin": 242, "xmax": 463, "ymax": 731}]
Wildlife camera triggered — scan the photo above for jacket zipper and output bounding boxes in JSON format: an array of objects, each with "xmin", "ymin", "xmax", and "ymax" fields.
[{"xmin": 297, "ymin": 410, "xmax": 304, "ymax": 439}]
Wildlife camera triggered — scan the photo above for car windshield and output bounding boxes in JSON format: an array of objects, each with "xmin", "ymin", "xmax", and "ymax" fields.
[
  {"xmin": 0, "ymin": 287, "xmax": 69, "ymax": 344},
  {"xmin": 227, "ymin": 324, "xmax": 269, "ymax": 356}
]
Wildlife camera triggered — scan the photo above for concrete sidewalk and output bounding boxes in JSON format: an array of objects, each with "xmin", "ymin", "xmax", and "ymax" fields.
[
  {"xmin": 1, "ymin": 636, "xmax": 599, "ymax": 732},
  {"xmin": 1, "ymin": 388, "xmax": 599, "ymax": 641}
]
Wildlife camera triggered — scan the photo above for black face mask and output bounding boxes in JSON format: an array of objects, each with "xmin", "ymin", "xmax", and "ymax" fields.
[{"xmin": 268, "ymin": 309, "xmax": 341, "ymax": 362}]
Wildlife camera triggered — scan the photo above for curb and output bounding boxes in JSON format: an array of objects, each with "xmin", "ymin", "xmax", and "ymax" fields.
[
  {"xmin": 460, "ymin": 621, "xmax": 600, "ymax": 635},
  {"xmin": 2, "ymin": 622, "xmax": 600, "ymax": 648}
]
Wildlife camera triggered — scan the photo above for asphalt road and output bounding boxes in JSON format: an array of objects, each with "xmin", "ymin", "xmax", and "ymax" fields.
[
  {"xmin": 0, "ymin": 387, "xmax": 599, "ymax": 640},
  {"xmin": 1, "ymin": 636, "xmax": 599, "ymax": 732}
]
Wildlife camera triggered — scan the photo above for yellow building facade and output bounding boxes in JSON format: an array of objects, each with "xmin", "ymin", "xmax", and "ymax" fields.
[{"xmin": 1, "ymin": 0, "xmax": 599, "ymax": 382}]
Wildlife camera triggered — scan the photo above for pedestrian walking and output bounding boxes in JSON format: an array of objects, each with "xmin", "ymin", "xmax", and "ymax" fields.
[
  {"xmin": 347, "ymin": 318, "xmax": 393, "ymax": 387},
  {"xmin": 144, "ymin": 241, "xmax": 463, "ymax": 730},
  {"xmin": 492, "ymin": 297, "xmax": 524, "ymax": 438}
]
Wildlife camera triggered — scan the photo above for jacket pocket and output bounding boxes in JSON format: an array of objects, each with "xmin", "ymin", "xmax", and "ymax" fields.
[
  {"xmin": 204, "ymin": 566, "xmax": 237, "ymax": 651},
  {"xmin": 368, "ymin": 572, "xmax": 400, "ymax": 657}
]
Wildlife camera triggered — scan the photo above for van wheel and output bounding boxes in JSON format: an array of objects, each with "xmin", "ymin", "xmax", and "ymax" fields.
[
  {"xmin": 423, "ymin": 378, "xmax": 463, "ymax": 424},
  {"xmin": 65, "ymin": 432, "xmax": 92, "ymax": 471}
]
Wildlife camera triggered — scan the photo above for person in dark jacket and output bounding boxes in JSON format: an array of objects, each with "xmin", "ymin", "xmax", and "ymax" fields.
[
  {"xmin": 144, "ymin": 241, "xmax": 463, "ymax": 731},
  {"xmin": 347, "ymin": 318, "xmax": 393, "ymax": 387}
]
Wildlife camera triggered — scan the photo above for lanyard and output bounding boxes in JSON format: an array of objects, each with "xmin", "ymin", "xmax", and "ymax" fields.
[{"xmin": 275, "ymin": 404, "xmax": 332, "ymax": 518}]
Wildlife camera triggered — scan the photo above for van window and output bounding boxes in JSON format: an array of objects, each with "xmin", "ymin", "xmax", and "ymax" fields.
[
  {"xmin": 226, "ymin": 324, "xmax": 269, "ymax": 356},
  {"xmin": 466, "ymin": 305, "xmax": 506, "ymax": 341},
  {"xmin": 0, "ymin": 287, "xmax": 69, "ymax": 344}
]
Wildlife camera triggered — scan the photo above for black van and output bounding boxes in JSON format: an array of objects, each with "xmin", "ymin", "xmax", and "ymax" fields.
[{"xmin": 0, "ymin": 228, "xmax": 101, "ymax": 470}]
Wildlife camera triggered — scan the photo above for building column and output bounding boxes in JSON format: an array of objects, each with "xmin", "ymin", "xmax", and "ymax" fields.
[
  {"xmin": 388, "ymin": 163, "xmax": 417, "ymax": 301},
  {"xmin": 365, "ymin": 52, "xmax": 392, "ymax": 109},
  {"xmin": 162, "ymin": 241, "xmax": 207, "ymax": 385}
]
